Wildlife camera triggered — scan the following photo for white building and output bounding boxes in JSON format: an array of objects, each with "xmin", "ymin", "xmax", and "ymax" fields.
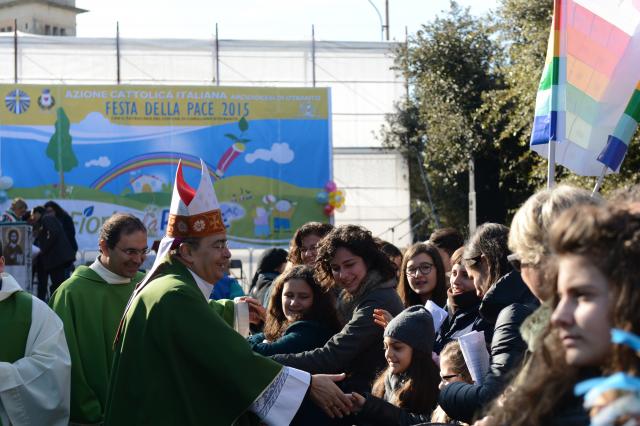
[{"xmin": 0, "ymin": 33, "xmax": 411, "ymax": 279}]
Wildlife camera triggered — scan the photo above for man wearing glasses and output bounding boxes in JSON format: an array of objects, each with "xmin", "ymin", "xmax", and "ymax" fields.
[{"xmin": 49, "ymin": 214, "xmax": 147, "ymax": 425}]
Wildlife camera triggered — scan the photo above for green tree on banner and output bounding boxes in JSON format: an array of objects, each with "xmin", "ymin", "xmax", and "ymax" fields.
[{"xmin": 46, "ymin": 107, "xmax": 78, "ymax": 198}]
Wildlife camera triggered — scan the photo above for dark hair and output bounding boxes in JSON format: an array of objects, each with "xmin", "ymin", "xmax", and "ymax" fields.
[
  {"xmin": 251, "ymin": 248, "xmax": 288, "ymax": 289},
  {"xmin": 263, "ymin": 265, "xmax": 340, "ymax": 341},
  {"xmin": 440, "ymin": 341, "xmax": 472, "ymax": 383},
  {"xmin": 32, "ymin": 206, "xmax": 45, "ymax": 216},
  {"xmin": 485, "ymin": 206, "xmax": 640, "ymax": 425},
  {"xmin": 397, "ymin": 243, "xmax": 447, "ymax": 308},
  {"xmin": 379, "ymin": 240, "xmax": 403, "ymax": 259},
  {"xmin": 0, "ymin": 239, "xmax": 4, "ymax": 257},
  {"xmin": 288, "ymin": 222, "xmax": 334, "ymax": 264},
  {"xmin": 315, "ymin": 225, "xmax": 396, "ymax": 290},
  {"xmin": 464, "ymin": 223, "xmax": 512, "ymax": 295},
  {"xmin": 372, "ymin": 348, "xmax": 440, "ymax": 415},
  {"xmin": 429, "ymin": 227, "xmax": 464, "ymax": 257},
  {"xmin": 99, "ymin": 213, "xmax": 147, "ymax": 249},
  {"xmin": 43, "ymin": 200, "xmax": 67, "ymax": 218}
]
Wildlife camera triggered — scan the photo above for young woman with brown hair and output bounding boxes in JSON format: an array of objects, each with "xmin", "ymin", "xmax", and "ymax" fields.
[
  {"xmin": 248, "ymin": 265, "xmax": 340, "ymax": 356},
  {"xmin": 397, "ymin": 243, "xmax": 448, "ymax": 308},
  {"xmin": 287, "ymin": 222, "xmax": 334, "ymax": 266}
]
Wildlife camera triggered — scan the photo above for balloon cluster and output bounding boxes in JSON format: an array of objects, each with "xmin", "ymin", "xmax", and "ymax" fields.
[{"xmin": 316, "ymin": 181, "xmax": 345, "ymax": 216}]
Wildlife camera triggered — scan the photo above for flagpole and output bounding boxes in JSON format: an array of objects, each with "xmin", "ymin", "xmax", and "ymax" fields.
[
  {"xmin": 548, "ymin": 140, "xmax": 556, "ymax": 188},
  {"xmin": 592, "ymin": 164, "xmax": 607, "ymax": 195},
  {"xmin": 547, "ymin": 0, "xmax": 561, "ymax": 189}
]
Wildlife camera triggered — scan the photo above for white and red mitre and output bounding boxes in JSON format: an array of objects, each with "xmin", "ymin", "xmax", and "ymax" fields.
[
  {"xmin": 166, "ymin": 159, "xmax": 225, "ymax": 238},
  {"xmin": 133, "ymin": 159, "xmax": 224, "ymax": 293}
]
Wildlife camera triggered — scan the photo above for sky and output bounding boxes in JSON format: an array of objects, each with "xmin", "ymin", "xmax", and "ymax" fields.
[{"xmin": 75, "ymin": 0, "xmax": 499, "ymax": 42}]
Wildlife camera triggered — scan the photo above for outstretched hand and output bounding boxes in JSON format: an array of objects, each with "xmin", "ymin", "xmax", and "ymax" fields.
[
  {"xmin": 309, "ymin": 373, "xmax": 353, "ymax": 419},
  {"xmin": 349, "ymin": 392, "xmax": 366, "ymax": 413},
  {"xmin": 373, "ymin": 308, "xmax": 393, "ymax": 329}
]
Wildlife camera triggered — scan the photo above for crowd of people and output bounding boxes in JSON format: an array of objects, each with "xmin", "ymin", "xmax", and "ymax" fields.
[{"xmin": 1, "ymin": 165, "xmax": 640, "ymax": 425}]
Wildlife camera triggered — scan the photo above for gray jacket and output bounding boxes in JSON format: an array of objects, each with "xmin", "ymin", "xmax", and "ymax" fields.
[{"xmin": 271, "ymin": 271, "xmax": 404, "ymax": 393}]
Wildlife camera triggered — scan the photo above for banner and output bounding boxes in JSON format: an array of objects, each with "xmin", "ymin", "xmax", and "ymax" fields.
[
  {"xmin": 0, "ymin": 85, "xmax": 332, "ymax": 250},
  {"xmin": 530, "ymin": 0, "xmax": 640, "ymax": 175}
]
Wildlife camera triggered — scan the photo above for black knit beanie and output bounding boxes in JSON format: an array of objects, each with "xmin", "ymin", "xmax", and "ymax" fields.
[{"xmin": 384, "ymin": 305, "xmax": 435, "ymax": 353}]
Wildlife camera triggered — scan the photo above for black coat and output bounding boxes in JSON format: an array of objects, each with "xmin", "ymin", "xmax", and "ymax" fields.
[
  {"xmin": 438, "ymin": 271, "xmax": 539, "ymax": 423},
  {"xmin": 434, "ymin": 291, "xmax": 491, "ymax": 354},
  {"xmin": 354, "ymin": 393, "xmax": 431, "ymax": 426},
  {"xmin": 249, "ymin": 271, "xmax": 278, "ymax": 306},
  {"xmin": 58, "ymin": 212, "xmax": 78, "ymax": 253},
  {"xmin": 272, "ymin": 274, "xmax": 404, "ymax": 393},
  {"xmin": 34, "ymin": 215, "xmax": 76, "ymax": 271}
]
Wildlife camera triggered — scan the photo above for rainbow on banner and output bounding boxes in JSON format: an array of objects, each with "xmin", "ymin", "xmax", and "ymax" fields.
[
  {"xmin": 90, "ymin": 152, "xmax": 218, "ymax": 190},
  {"xmin": 531, "ymin": 0, "xmax": 640, "ymax": 176}
]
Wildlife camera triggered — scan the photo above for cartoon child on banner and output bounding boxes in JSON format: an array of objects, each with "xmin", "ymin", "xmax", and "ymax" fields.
[
  {"xmin": 253, "ymin": 207, "xmax": 271, "ymax": 238},
  {"xmin": 272, "ymin": 199, "xmax": 296, "ymax": 233}
]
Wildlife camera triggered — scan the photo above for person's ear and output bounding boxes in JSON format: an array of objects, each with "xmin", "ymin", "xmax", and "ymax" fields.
[
  {"xmin": 178, "ymin": 243, "xmax": 194, "ymax": 264},
  {"xmin": 0, "ymin": 255, "xmax": 6, "ymax": 273},
  {"xmin": 98, "ymin": 239, "xmax": 109, "ymax": 255}
]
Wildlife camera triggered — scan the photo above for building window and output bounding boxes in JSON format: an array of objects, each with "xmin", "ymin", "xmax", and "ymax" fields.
[
  {"xmin": 60, "ymin": 28, "xmax": 66, "ymax": 36},
  {"xmin": 25, "ymin": 23, "xmax": 28, "ymax": 30},
  {"xmin": 45, "ymin": 24, "xmax": 50, "ymax": 35},
  {"xmin": 53, "ymin": 26, "xmax": 58, "ymax": 35}
]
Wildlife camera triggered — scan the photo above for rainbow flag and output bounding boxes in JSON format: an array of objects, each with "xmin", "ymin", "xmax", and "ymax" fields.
[{"xmin": 531, "ymin": 0, "xmax": 640, "ymax": 175}]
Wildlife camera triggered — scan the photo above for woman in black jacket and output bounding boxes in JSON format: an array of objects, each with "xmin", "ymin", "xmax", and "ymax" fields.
[
  {"xmin": 438, "ymin": 223, "xmax": 538, "ymax": 424},
  {"xmin": 272, "ymin": 225, "xmax": 404, "ymax": 424},
  {"xmin": 31, "ymin": 206, "xmax": 76, "ymax": 299}
]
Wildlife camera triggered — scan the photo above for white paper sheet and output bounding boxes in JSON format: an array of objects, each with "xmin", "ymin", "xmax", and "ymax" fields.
[
  {"xmin": 457, "ymin": 330, "xmax": 490, "ymax": 385},
  {"xmin": 425, "ymin": 299, "xmax": 448, "ymax": 333}
]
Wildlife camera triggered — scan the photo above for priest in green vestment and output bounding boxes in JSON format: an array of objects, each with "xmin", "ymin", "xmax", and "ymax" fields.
[
  {"xmin": 0, "ymin": 242, "xmax": 71, "ymax": 426},
  {"xmin": 105, "ymin": 159, "xmax": 352, "ymax": 426},
  {"xmin": 49, "ymin": 214, "xmax": 148, "ymax": 425}
]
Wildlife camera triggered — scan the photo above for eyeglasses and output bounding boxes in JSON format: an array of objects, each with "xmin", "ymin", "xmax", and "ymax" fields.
[
  {"xmin": 301, "ymin": 245, "xmax": 317, "ymax": 254},
  {"xmin": 211, "ymin": 240, "xmax": 229, "ymax": 250},
  {"xmin": 440, "ymin": 373, "xmax": 460, "ymax": 382},
  {"xmin": 405, "ymin": 262, "xmax": 434, "ymax": 277},
  {"xmin": 116, "ymin": 246, "xmax": 150, "ymax": 257}
]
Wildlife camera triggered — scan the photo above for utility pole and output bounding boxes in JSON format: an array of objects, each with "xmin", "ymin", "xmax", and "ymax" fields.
[
  {"xmin": 384, "ymin": 0, "xmax": 389, "ymax": 41},
  {"xmin": 468, "ymin": 157, "xmax": 477, "ymax": 235}
]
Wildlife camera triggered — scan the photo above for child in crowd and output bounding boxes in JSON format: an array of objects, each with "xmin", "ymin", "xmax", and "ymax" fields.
[
  {"xmin": 247, "ymin": 265, "xmax": 340, "ymax": 356},
  {"xmin": 431, "ymin": 341, "xmax": 473, "ymax": 424},
  {"xmin": 349, "ymin": 306, "xmax": 440, "ymax": 425}
]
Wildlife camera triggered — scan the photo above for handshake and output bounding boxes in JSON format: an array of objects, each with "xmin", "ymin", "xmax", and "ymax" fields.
[{"xmin": 308, "ymin": 373, "xmax": 367, "ymax": 419}]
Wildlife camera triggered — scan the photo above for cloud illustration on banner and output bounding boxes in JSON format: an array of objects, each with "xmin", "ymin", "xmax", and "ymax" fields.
[
  {"xmin": 85, "ymin": 156, "xmax": 111, "ymax": 167},
  {"xmin": 245, "ymin": 142, "xmax": 294, "ymax": 164}
]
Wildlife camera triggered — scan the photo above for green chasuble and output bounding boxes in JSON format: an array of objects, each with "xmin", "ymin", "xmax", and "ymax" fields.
[
  {"xmin": 49, "ymin": 266, "xmax": 145, "ymax": 424},
  {"xmin": 104, "ymin": 256, "xmax": 283, "ymax": 426},
  {"xmin": 0, "ymin": 290, "xmax": 32, "ymax": 363}
]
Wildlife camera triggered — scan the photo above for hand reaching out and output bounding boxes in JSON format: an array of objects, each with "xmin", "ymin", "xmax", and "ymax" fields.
[
  {"xmin": 309, "ymin": 373, "xmax": 353, "ymax": 419},
  {"xmin": 349, "ymin": 392, "xmax": 366, "ymax": 413},
  {"xmin": 373, "ymin": 308, "xmax": 393, "ymax": 329}
]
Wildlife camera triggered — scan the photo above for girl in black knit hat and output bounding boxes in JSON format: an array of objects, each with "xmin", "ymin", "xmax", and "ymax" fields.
[{"xmin": 350, "ymin": 305, "xmax": 441, "ymax": 425}]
